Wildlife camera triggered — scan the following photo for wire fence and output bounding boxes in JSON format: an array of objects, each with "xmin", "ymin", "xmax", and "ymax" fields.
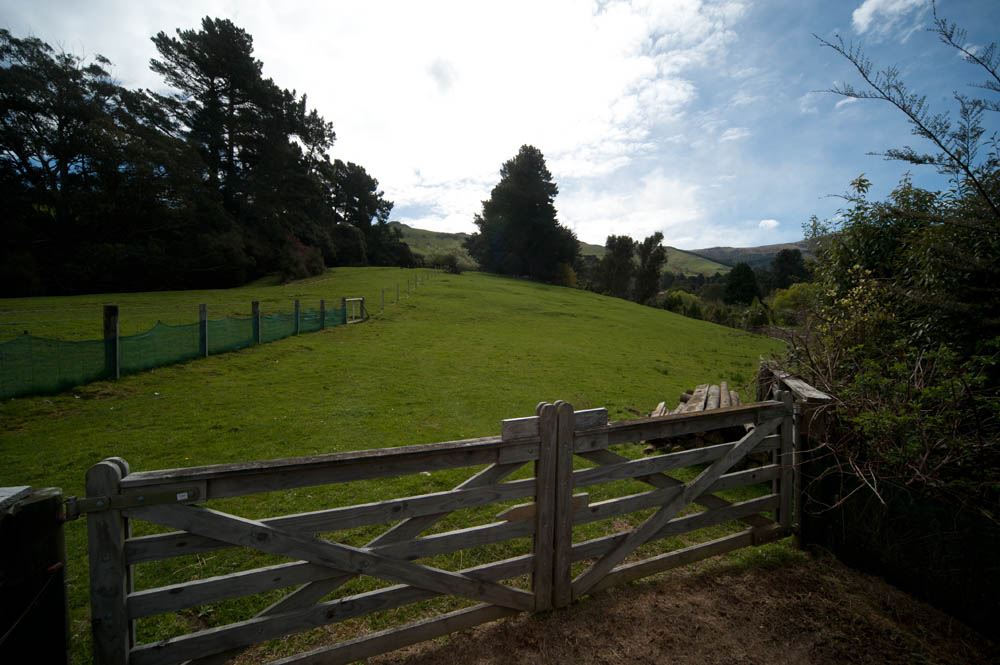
[{"xmin": 0, "ymin": 301, "xmax": 352, "ymax": 401}]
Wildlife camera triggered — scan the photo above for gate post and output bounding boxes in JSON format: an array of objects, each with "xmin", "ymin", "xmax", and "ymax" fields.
[
  {"xmin": 87, "ymin": 458, "xmax": 131, "ymax": 665},
  {"xmin": 532, "ymin": 403, "xmax": 557, "ymax": 610},
  {"xmin": 552, "ymin": 402, "xmax": 575, "ymax": 608},
  {"xmin": 0, "ymin": 486, "xmax": 69, "ymax": 664},
  {"xmin": 776, "ymin": 390, "xmax": 795, "ymax": 531}
]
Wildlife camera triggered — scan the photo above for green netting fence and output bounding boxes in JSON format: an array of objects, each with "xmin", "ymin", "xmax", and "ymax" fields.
[{"xmin": 0, "ymin": 302, "xmax": 354, "ymax": 400}]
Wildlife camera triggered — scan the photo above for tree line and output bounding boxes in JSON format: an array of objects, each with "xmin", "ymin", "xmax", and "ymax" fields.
[{"xmin": 0, "ymin": 18, "xmax": 412, "ymax": 296}]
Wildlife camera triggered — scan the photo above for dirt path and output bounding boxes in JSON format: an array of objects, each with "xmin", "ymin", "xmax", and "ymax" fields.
[{"xmin": 373, "ymin": 553, "xmax": 996, "ymax": 665}]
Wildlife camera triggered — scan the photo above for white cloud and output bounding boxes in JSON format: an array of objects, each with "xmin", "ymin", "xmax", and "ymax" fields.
[
  {"xmin": 851, "ymin": 0, "xmax": 926, "ymax": 38},
  {"xmin": 835, "ymin": 97, "xmax": 859, "ymax": 109},
  {"xmin": 559, "ymin": 170, "xmax": 705, "ymax": 246},
  {"xmin": 719, "ymin": 127, "xmax": 751, "ymax": 142},
  {"xmin": 758, "ymin": 218, "xmax": 780, "ymax": 230}
]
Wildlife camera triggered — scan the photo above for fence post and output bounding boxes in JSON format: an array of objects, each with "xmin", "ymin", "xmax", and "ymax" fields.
[
  {"xmin": 552, "ymin": 401, "xmax": 575, "ymax": 608},
  {"xmin": 252, "ymin": 301, "xmax": 261, "ymax": 344},
  {"xmin": 319, "ymin": 299, "xmax": 326, "ymax": 329},
  {"xmin": 103, "ymin": 305, "xmax": 120, "ymax": 380},
  {"xmin": 777, "ymin": 390, "xmax": 795, "ymax": 531},
  {"xmin": 198, "ymin": 304, "xmax": 208, "ymax": 357},
  {"xmin": 87, "ymin": 459, "xmax": 131, "ymax": 665},
  {"xmin": 532, "ymin": 403, "xmax": 557, "ymax": 611},
  {"xmin": 293, "ymin": 299, "xmax": 300, "ymax": 336},
  {"xmin": 0, "ymin": 487, "xmax": 69, "ymax": 664}
]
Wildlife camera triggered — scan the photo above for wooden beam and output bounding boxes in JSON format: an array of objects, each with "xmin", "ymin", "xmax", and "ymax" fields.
[
  {"xmin": 572, "ymin": 418, "xmax": 781, "ymax": 597},
  {"xmin": 573, "ymin": 402, "xmax": 784, "ymax": 452},
  {"xmin": 578, "ymin": 448, "xmax": 773, "ymax": 529},
  {"xmin": 573, "ymin": 435, "xmax": 779, "ymax": 488},
  {"xmin": 133, "ymin": 505, "xmax": 534, "ymax": 613}
]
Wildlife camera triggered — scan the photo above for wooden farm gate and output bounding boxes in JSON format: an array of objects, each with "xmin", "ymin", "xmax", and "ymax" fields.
[{"xmin": 82, "ymin": 394, "xmax": 794, "ymax": 665}]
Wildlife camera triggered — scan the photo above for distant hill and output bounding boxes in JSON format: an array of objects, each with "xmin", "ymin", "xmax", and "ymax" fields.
[
  {"xmin": 390, "ymin": 222, "xmax": 475, "ymax": 264},
  {"xmin": 690, "ymin": 240, "xmax": 815, "ymax": 270},
  {"xmin": 578, "ymin": 240, "xmax": 729, "ymax": 277},
  {"xmin": 394, "ymin": 221, "xmax": 810, "ymax": 276}
]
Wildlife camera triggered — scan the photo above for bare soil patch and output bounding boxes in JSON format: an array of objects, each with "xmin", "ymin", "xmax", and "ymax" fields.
[{"xmin": 373, "ymin": 553, "xmax": 996, "ymax": 665}]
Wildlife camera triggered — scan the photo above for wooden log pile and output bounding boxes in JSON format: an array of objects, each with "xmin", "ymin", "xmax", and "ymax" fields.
[{"xmin": 646, "ymin": 382, "xmax": 748, "ymax": 452}]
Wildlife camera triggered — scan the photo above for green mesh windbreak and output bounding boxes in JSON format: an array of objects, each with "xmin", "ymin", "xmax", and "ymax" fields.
[
  {"xmin": 3, "ymin": 303, "xmax": 353, "ymax": 400},
  {"xmin": 0, "ymin": 334, "xmax": 107, "ymax": 399},
  {"xmin": 121, "ymin": 322, "xmax": 201, "ymax": 374},
  {"xmin": 207, "ymin": 317, "xmax": 254, "ymax": 354},
  {"xmin": 261, "ymin": 313, "xmax": 296, "ymax": 343},
  {"xmin": 299, "ymin": 310, "xmax": 323, "ymax": 333}
]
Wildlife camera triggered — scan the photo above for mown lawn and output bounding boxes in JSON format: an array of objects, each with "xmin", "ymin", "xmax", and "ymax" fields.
[{"xmin": 0, "ymin": 269, "xmax": 783, "ymax": 664}]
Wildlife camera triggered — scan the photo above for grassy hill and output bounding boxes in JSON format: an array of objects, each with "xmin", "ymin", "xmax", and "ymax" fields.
[
  {"xmin": 392, "ymin": 223, "xmax": 728, "ymax": 277},
  {"xmin": 391, "ymin": 222, "xmax": 475, "ymax": 265},
  {"xmin": 0, "ymin": 268, "xmax": 782, "ymax": 663},
  {"xmin": 691, "ymin": 240, "xmax": 815, "ymax": 270}
]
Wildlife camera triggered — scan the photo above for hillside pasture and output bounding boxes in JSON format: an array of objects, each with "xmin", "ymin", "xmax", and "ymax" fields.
[{"xmin": 1, "ymin": 269, "xmax": 783, "ymax": 663}]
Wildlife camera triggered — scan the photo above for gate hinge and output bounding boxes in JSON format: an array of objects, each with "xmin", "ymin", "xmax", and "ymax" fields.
[{"xmin": 64, "ymin": 487, "xmax": 202, "ymax": 521}]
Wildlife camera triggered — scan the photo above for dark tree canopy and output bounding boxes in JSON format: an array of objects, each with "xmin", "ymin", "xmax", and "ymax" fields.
[
  {"xmin": 770, "ymin": 248, "xmax": 809, "ymax": 289},
  {"xmin": 0, "ymin": 20, "xmax": 409, "ymax": 296},
  {"xmin": 464, "ymin": 145, "xmax": 578, "ymax": 281},
  {"xmin": 598, "ymin": 235, "xmax": 637, "ymax": 299},
  {"xmin": 634, "ymin": 232, "xmax": 668, "ymax": 304},
  {"xmin": 724, "ymin": 263, "xmax": 759, "ymax": 305}
]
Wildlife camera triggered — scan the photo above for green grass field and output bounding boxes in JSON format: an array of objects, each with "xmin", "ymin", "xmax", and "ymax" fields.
[{"xmin": 0, "ymin": 269, "xmax": 784, "ymax": 663}]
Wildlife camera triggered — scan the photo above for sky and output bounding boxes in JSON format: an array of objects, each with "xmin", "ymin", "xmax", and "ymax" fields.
[{"xmin": 2, "ymin": 0, "xmax": 998, "ymax": 249}]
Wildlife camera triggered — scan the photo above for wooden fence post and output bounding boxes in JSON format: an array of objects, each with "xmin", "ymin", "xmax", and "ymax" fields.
[
  {"xmin": 198, "ymin": 304, "xmax": 208, "ymax": 358},
  {"xmin": 87, "ymin": 459, "xmax": 131, "ymax": 665},
  {"xmin": 251, "ymin": 301, "xmax": 261, "ymax": 345},
  {"xmin": 552, "ymin": 401, "xmax": 575, "ymax": 608},
  {"xmin": 293, "ymin": 299, "xmax": 300, "ymax": 335},
  {"xmin": 319, "ymin": 299, "xmax": 326, "ymax": 329},
  {"xmin": 103, "ymin": 305, "xmax": 120, "ymax": 380},
  {"xmin": 532, "ymin": 403, "xmax": 557, "ymax": 611},
  {"xmin": 0, "ymin": 487, "xmax": 69, "ymax": 664},
  {"xmin": 777, "ymin": 390, "xmax": 795, "ymax": 531}
]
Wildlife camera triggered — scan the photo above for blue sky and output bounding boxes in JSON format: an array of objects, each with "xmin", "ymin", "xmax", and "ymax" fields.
[{"xmin": 2, "ymin": 0, "xmax": 998, "ymax": 248}]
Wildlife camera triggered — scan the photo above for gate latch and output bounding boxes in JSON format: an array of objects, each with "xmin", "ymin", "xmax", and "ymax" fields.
[{"xmin": 64, "ymin": 487, "xmax": 201, "ymax": 521}]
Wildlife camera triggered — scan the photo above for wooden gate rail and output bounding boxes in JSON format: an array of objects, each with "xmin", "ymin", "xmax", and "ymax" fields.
[{"xmin": 85, "ymin": 395, "xmax": 795, "ymax": 665}]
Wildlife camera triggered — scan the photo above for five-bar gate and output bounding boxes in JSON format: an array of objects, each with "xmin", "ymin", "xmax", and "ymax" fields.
[{"xmin": 84, "ymin": 393, "xmax": 794, "ymax": 664}]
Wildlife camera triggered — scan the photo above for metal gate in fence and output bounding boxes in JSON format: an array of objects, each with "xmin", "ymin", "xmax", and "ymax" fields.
[{"xmin": 82, "ymin": 393, "xmax": 794, "ymax": 665}]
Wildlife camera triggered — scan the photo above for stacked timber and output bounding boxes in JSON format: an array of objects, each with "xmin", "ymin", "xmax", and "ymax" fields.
[{"xmin": 646, "ymin": 381, "xmax": 748, "ymax": 452}]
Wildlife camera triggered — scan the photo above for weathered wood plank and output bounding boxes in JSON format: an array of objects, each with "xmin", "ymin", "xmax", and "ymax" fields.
[
  {"xmin": 570, "ymin": 494, "xmax": 781, "ymax": 562},
  {"xmin": 730, "ymin": 390, "xmax": 741, "ymax": 406},
  {"xmin": 532, "ymin": 403, "xmax": 557, "ymax": 610},
  {"xmin": 587, "ymin": 524, "xmax": 788, "ymax": 595},
  {"xmin": 125, "ymin": 478, "xmax": 535, "ymax": 564},
  {"xmin": 129, "ymin": 556, "xmax": 532, "ymax": 664},
  {"xmin": 719, "ymin": 381, "xmax": 731, "ymax": 408},
  {"xmin": 576, "ymin": 466, "xmax": 780, "ymax": 526},
  {"xmin": 186, "ymin": 461, "xmax": 528, "ymax": 665},
  {"xmin": 573, "ymin": 402, "xmax": 784, "ymax": 452},
  {"xmin": 578, "ymin": 448, "xmax": 774, "ymax": 529},
  {"xmin": 87, "ymin": 460, "xmax": 130, "ymax": 665},
  {"xmin": 769, "ymin": 368, "xmax": 833, "ymax": 402},
  {"xmin": 133, "ymin": 505, "xmax": 534, "ymax": 615},
  {"xmin": 706, "ymin": 384, "xmax": 721, "ymax": 410},
  {"xmin": 267, "ymin": 604, "xmax": 517, "ymax": 665},
  {"xmin": 120, "ymin": 435, "xmax": 538, "ymax": 498},
  {"xmin": 553, "ymin": 401, "xmax": 576, "ymax": 609},
  {"xmin": 573, "ymin": 407, "xmax": 608, "ymax": 431},
  {"xmin": 778, "ymin": 390, "xmax": 795, "ymax": 530},
  {"xmin": 572, "ymin": 418, "xmax": 782, "ymax": 597},
  {"xmin": 573, "ymin": 434, "xmax": 780, "ymax": 488},
  {"xmin": 679, "ymin": 384, "xmax": 709, "ymax": 412}
]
